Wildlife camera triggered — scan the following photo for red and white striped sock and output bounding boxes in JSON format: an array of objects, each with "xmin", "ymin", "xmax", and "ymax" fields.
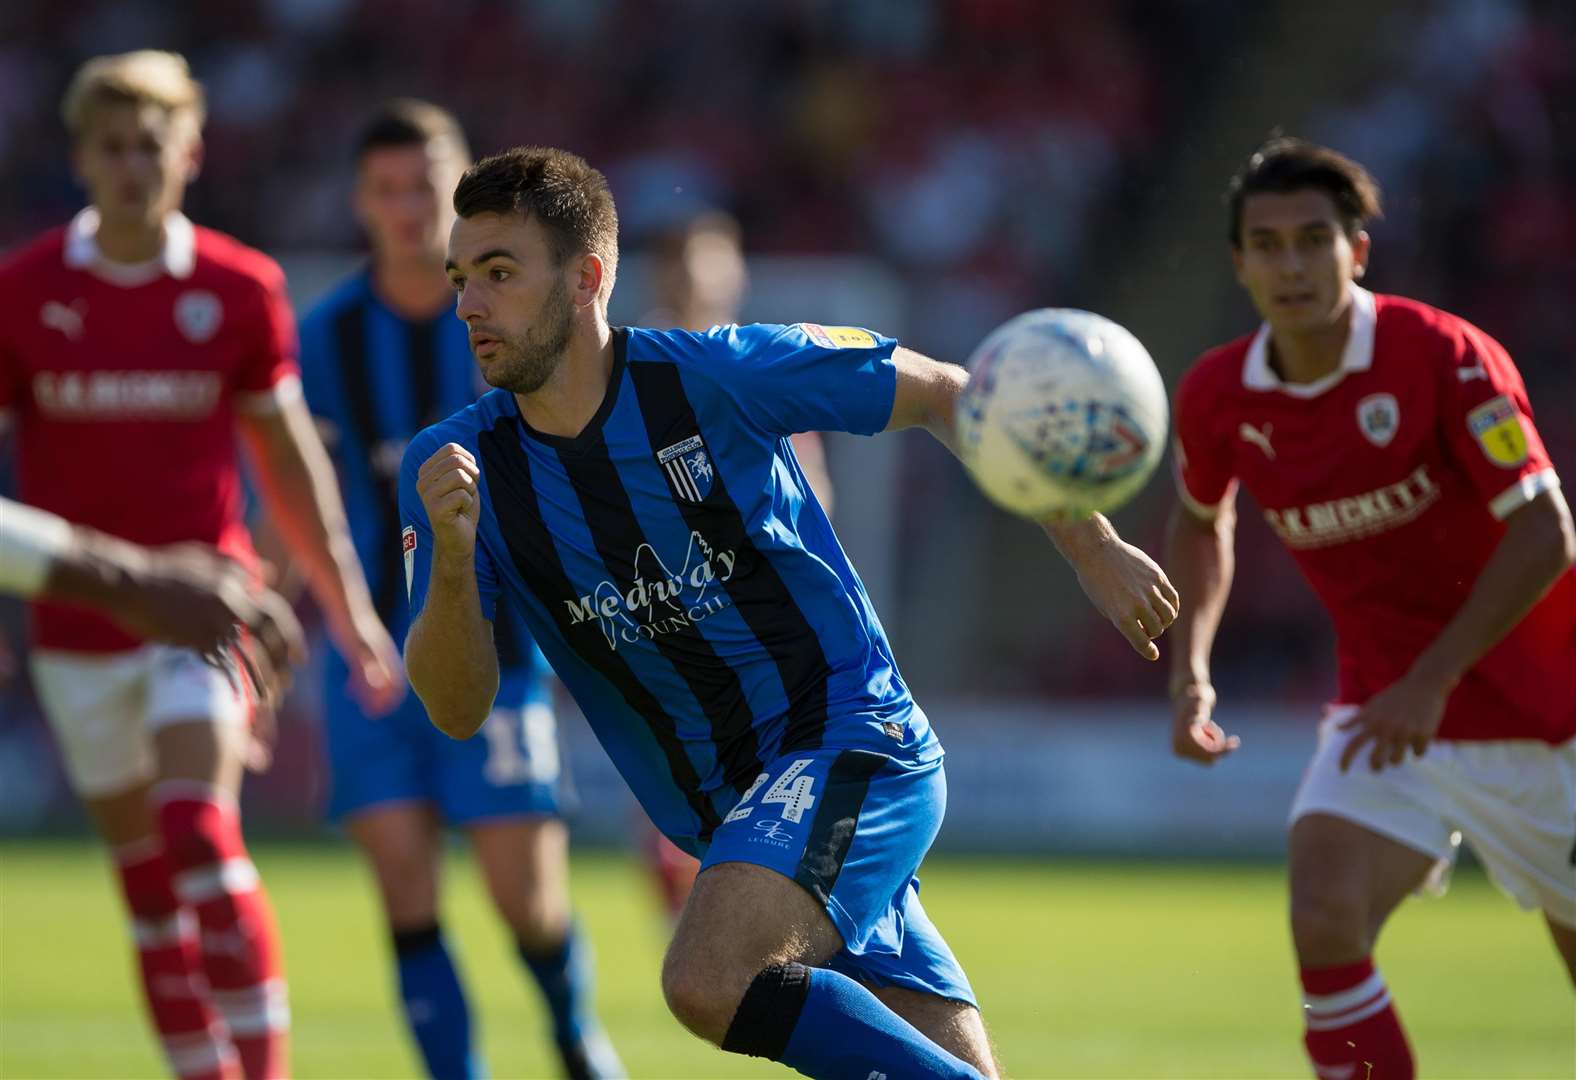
[
  {"xmin": 113, "ymin": 838, "xmax": 238, "ymax": 1080},
  {"xmin": 157, "ymin": 782, "xmax": 290, "ymax": 1080},
  {"xmin": 1301, "ymin": 957, "xmax": 1414, "ymax": 1080}
]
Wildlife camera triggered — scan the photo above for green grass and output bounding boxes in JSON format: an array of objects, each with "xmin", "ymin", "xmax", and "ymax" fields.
[{"xmin": 1, "ymin": 841, "xmax": 1570, "ymax": 1078}]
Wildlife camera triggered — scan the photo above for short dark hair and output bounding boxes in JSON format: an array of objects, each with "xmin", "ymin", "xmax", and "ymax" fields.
[
  {"xmin": 453, "ymin": 146, "xmax": 620, "ymax": 300},
  {"xmin": 355, "ymin": 98, "xmax": 470, "ymax": 163},
  {"xmin": 1226, "ymin": 137, "xmax": 1382, "ymax": 247}
]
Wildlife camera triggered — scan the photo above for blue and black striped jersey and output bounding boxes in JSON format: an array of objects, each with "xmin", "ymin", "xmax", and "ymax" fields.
[
  {"xmin": 299, "ymin": 271, "xmax": 547, "ymax": 699},
  {"xmin": 400, "ymin": 323, "xmax": 941, "ymax": 851}
]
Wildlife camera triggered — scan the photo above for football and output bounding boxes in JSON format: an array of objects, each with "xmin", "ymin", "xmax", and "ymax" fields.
[{"xmin": 956, "ymin": 308, "xmax": 1169, "ymax": 518}]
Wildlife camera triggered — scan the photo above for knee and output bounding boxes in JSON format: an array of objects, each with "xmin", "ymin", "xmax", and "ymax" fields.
[
  {"xmin": 1290, "ymin": 889, "xmax": 1371, "ymax": 963},
  {"xmin": 503, "ymin": 895, "xmax": 567, "ymax": 951},
  {"xmin": 660, "ymin": 949, "xmax": 745, "ymax": 1044}
]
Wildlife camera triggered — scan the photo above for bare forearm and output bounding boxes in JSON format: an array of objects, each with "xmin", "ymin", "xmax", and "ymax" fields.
[
  {"xmin": 243, "ymin": 409, "xmax": 374, "ymax": 627},
  {"xmin": 405, "ymin": 556, "xmax": 497, "ymax": 738},
  {"xmin": 1164, "ymin": 502, "xmax": 1235, "ymax": 691},
  {"xmin": 43, "ymin": 529, "xmax": 150, "ymax": 608},
  {"xmin": 1409, "ymin": 490, "xmax": 1575, "ymax": 687},
  {"xmin": 884, "ymin": 347, "xmax": 968, "ymax": 456}
]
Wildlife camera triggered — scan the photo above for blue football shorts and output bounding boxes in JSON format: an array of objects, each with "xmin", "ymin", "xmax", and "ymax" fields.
[
  {"xmin": 700, "ymin": 746, "xmax": 975, "ymax": 1006},
  {"xmin": 322, "ymin": 652, "xmax": 563, "ymax": 825}
]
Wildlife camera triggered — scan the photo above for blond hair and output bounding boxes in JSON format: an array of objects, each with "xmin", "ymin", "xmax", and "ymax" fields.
[{"xmin": 61, "ymin": 50, "xmax": 206, "ymax": 139}]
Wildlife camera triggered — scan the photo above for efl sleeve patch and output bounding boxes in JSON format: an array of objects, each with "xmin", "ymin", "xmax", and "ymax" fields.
[
  {"xmin": 1466, "ymin": 395, "xmax": 1529, "ymax": 468},
  {"xmin": 402, "ymin": 525, "xmax": 417, "ymax": 599},
  {"xmin": 798, "ymin": 323, "xmax": 878, "ymax": 349}
]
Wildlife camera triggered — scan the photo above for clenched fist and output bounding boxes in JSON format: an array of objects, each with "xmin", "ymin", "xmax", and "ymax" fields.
[{"xmin": 418, "ymin": 443, "xmax": 482, "ymax": 555}]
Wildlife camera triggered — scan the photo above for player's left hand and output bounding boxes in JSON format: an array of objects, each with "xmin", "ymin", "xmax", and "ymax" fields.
[
  {"xmin": 1070, "ymin": 537, "xmax": 1180, "ymax": 661},
  {"xmin": 1337, "ymin": 672, "xmax": 1449, "ymax": 772}
]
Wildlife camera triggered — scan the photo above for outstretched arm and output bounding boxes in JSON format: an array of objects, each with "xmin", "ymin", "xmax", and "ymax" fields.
[{"xmin": 884, "ymin": 346, "xmax": 1179, "ymax": 659}]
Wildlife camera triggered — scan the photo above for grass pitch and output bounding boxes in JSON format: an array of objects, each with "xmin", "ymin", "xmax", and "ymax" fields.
[{"xmin": 1, "ymin": 840, "xmax": 1569, "ymax": 1078}]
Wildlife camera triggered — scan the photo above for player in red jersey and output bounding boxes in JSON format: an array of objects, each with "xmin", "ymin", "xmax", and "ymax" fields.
[
  {"xmin": 1166, "ymin": 138, "xmax": 1575, "ymax": 1080},
  {"xmin": 0, "ymin": 52, "xmax": 402, "ymax": 1080}
]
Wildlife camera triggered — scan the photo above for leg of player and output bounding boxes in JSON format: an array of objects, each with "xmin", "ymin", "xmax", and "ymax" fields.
[
  {"xmin": 1544, "ymin": 915, "xmax": 1576, "ymax": 987},
  {"xmin": 662, "ymin": 862, "xmax": 993, "ymax": 1080},
  {"xmin": 1289, "ymin": 813, "xmax": 1437, "ymax": 1080},
  {"xmin": 33, "ymin": 650, "xmax": 242, "ymax": 1080},
  {"xmin": 470, "ymin": 817, "xmax": 625, "ymax": 1080},
  {"xmin": 154, "ymin": 716, "xmax": 289, "ymax": 1080},
  {"xmin": 84, "ymin": 783, "xmax": 241, "ymax": 1080},
  {"xmin": 868, "ymin": 987, "xmax": 998, "ymax": 1075},
  {"xmin": 344, "ymin": 804, "xmax": 484, "ymax": 1080}
]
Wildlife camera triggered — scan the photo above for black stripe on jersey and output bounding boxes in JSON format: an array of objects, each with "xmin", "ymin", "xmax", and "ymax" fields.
[
  {"xmin": 476, "ymin": 414, "xmax": 723, "ymax": 838},
  {"xmin": 793, "ymin": 750, "xmax": 888, "ymax": 904},
  {"xmin": 627, "ymin": 360, "xmax": 833, "ymax": 751},
  {"xmin": 332, "ymin": 304, "xmax": 402, "ymax": 626},
  {"xmin": 557, "ymin": 430, "xmax": 764, "ymax": 794},
  {"xmin": 490, "ymin": 594, "xmax": 526, "ymax": 669},
  {"xmin": 406, "ymin": 317, "xmax": 442, "ymax": 429}
]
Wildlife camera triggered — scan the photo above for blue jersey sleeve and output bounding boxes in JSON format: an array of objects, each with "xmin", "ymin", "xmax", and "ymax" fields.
[
  {"xmin": 711, "ymin": 322, "xmax": 899, "ymax": 437},
  {"xmin": 399, "ymin": 435, "xmax": 499, "ymax": 626}
]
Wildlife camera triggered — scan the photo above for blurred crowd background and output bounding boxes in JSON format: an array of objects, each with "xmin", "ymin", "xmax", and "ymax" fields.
[{"xmin": 2, "ymin": 0, "xmax": 1572, "ymax": 839}]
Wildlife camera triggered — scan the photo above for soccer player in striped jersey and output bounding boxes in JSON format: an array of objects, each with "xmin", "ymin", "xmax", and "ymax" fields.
[
  {"xmin": 402, "ymin": 147, "xmax": 1179, "ymax": 1080},
  {"xmin": 297, "ymin": 103, "xmax": 620, "ymax": 1080}
]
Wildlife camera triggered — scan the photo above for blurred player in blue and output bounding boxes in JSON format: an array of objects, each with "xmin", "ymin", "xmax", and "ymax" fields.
[
  {"xmin": 298, "ymin": 106, "xmax": 621, "ymax": 1080},
  {"xmin": 403, "ymin": 146, "xmax": 1179, "ymax": 1080}
]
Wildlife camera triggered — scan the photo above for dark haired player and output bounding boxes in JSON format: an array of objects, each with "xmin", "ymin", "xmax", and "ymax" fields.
[
  {"xmin": 1167, "ymin": 138, "xmax": 1575, "ymax": 1079},
  {"xmin": 403, "ymin": 145, "xmax": 1180, "ymax": 1080},
  {"xmin": 298, "ymin": 102, "xmax": 620, "ymax": 1080}
]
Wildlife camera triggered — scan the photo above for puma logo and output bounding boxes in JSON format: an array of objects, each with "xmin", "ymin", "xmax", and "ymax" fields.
[
  {"xmin": 1238, "ymin": 421, "xmax": 1276, "ymax": 460},
  {"xmin": 40, "ymin": 300, "xmax": 87, "ymax": 341}
]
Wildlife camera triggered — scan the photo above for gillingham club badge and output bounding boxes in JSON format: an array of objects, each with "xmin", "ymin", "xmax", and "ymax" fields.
[{"xmin": 657, "ymin": 434, "xmax": 714, "ymax": 503}]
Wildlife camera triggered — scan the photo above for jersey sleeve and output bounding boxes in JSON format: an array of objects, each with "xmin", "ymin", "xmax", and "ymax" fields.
[
  {"xmin": 234, "ymin": 261, "xmax": 303, "ymax": 413},
  {"xmin": 712, "ymin": 323, "xmax": 899, "ymax": 436},
  {"xmin": 1436, "ymin": 318, "xmax": 1559, "ymax": 520},
  {"xmin": 1172, "ymin": 363, "xmax": 1237, "ymax": 519},
  {"xmin": 399, "ymin": 435, "xmax": 499, "ymax": 624}
]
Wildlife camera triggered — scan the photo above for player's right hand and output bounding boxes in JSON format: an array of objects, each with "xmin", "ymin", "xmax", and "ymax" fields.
[
  {"xmin": 1170, "ymin": 680, "xmax": 1240, "ymax": 766},
  {"xmin": 417, "ymin": 442, "xmax": 482, "ymax": 555},
  {"xmin": 118, "ymin": 545, "xmax": 307, "ymax": 707}
]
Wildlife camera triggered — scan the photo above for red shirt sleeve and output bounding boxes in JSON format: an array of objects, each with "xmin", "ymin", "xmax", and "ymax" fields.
[
  {"xmin": 1172, "ymin": 361, "xmax": 1236, "ymax": 517},
  {"xmin": 234, "ymin": 259, "xmax": 301, "ymax": 400},
  {"xmin": 1435, "ymin": 316, "xmax": 1557, "ymax": 519}
]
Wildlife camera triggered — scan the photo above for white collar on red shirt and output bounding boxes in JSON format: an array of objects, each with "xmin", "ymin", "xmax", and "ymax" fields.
[
  {"xmin": 1242, "ymin": 283, "xmax": 1376, "ymax": 398},
  {"xmin": 63, "ymin": 206, "xmax": 196, "ymax": 286}
]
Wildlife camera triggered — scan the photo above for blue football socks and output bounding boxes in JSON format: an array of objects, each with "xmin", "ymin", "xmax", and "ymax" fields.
[
  {"xmin": 393, "ymin": 924, "xmax": 483, "ymax": 1080},
  {"xmin": 723, "ymin": 962, "xmax": 985, "ymax": 1080}
]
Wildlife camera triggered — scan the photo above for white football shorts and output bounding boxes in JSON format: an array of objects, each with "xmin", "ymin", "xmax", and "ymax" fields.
[
  {"xmin": 1290, "ymin": 706, "xmax": 1576, "ymax": 927},
  {"xmin": 30, "ymin": 646, "xmax": 249, "ymax": 798}
]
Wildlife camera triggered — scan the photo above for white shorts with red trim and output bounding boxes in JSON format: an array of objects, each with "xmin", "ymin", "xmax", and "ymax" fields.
[
  {"xmin": 1291, "ymin": 707, "xmax": 1576, "ymax": 927},
  {"xmin": 30, "ymin": 646, "xmax": 249, "ymax": 797}
]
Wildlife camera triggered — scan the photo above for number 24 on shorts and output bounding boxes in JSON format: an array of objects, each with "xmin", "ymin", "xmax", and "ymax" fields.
[{"xmin": 724, "ymin": 758, "xmax": 817, "ymax": 825}]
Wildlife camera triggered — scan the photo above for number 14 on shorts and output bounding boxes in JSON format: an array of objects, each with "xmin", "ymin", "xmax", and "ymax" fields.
[{"xmin": 724, "ymin": 758, "xmax": 817, "ymax": 824}]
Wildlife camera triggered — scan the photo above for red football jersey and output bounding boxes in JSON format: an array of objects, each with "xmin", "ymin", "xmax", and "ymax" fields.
[
  {"xmin": 1175, "ymin": 286, "xmax": 1574, "ymax": 743},
  {"xmin": 0, "ymin": 209, "xmax": 300, "ymax": 652}
]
